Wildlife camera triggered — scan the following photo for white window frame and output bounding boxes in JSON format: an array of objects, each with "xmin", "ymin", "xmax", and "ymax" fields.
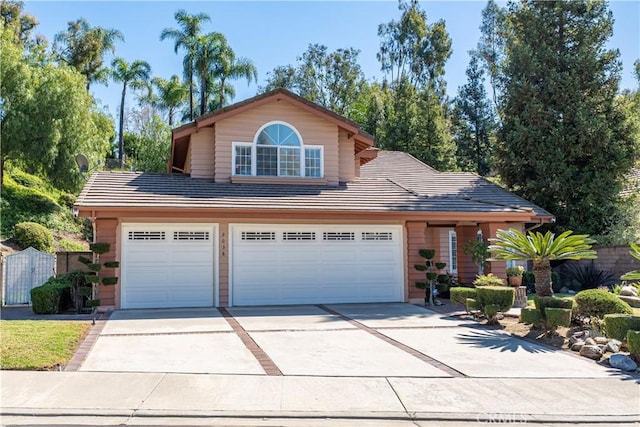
[
  {"xmin": 231, "ymin": 121, "xmax": 324, "ymax": 178},
  {"xmin": 448, "ymin": 230, "xmax": 458, "ymax": 274}
]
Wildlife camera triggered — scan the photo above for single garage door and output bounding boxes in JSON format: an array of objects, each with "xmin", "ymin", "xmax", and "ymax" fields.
[
  {"xmin": 231, "ymin": 224, "xmax": 404, "ymax": 306},
  {"xmin": 121, "ymin": 224, "xmax": 216, "ymax": 309}
]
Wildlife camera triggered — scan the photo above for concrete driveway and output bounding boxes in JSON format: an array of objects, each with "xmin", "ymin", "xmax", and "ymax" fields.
[{"xmin": 79, "ymin": 303, "xmax": 614, "ymax": 378}]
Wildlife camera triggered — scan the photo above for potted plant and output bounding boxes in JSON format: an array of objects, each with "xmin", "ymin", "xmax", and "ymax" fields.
[{"xmin": 506, "ymin": 266, "xmax": 525, "ymax": 287}]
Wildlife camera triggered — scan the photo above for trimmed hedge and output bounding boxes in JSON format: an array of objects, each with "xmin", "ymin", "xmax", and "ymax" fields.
[
  {"xmin": 476, "ymin": 286, "xmax": 515, "ymax": 313},
  {"xmin": 450, "ymin": 287, "xmax": 477, "ymax": 307},
  {"xmin": 520, "ymin": 307, "xmax": 543, "ymax": 325},
  {"xmin": 574, "ymin": 289, "xmax": 633, "ymax": 320},
  {"xmin": 31, "ymin": 278, "xmax": 71, "ymax": 314},
  {"xmin": 534, "ymin": 296, "xmax": 574, "ymax": 320},
  {"xmin": 466, "ymin": 298, "xmax": 478, "ymax": 311},
  {"xmin": 603, "ymin": 315, "xmax": 640, "ymax": 341},
  {"xmin": 545, "ymin": 308, "xmax": 572, "ymax": 328},
  {"xmin": 628, "ymin": 330, "xmax": 640, "ymax": 355},
  {"xmin": 13, "ymin": 222, "xmax": 53, "ymax": 253}
]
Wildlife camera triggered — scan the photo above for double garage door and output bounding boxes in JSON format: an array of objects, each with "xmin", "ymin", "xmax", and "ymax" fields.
[{"xmin": 121, "ymin": 223, "xmax": 403, "ymax": 308}]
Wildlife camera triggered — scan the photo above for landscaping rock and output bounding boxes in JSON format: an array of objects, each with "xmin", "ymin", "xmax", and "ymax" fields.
[
  {"xmin": 605, "ymin": 341, "xmax": 620, "ymax": 353},
  {"xmin": 619, "ymin": 295, "xmax": 640, "ymax": 308},
  {"xmin": 579, "ymin": 345, "xmax": 603, "ymax": 360},
  {"xmin": 573, "ymin": 331, "xmax": 585, "ymax": 338},
  {"xmin": 571, "ymin": 341, "xmax": 585, "ymax": 352},
  {"xmin": 608, "ymin": 354, "xmax": 638, "ymax": 371},
  {"xmin": 620, "ymin": 286, "xmax": 639, "ymax": 297},
  {"xmin": 569, "ymin": 335, "xmax": 584, "ymax": 345},
  {"xmin": 585, "ymin": 337, "xmax": 597, "ymax": 346},
  {"xmin": 594, "ymin": 336, "xmax": 609, "ymax": 345}
]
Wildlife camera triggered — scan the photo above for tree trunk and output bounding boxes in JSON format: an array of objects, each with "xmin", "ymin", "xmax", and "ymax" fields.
[
  {"xmin": 168, "ymin": 107, "xmax": 174, "ymax": 127},
  {"xmin": 533, "ymin": 260, "xmax": 553, "ymax": 296},
  {"xmin": 200, "ymin": 73, "xmax": 207, "ymax": 116},
  {"xmin": 118, "ymin": 85, "xmax": 127, "ymax": 166},
  {"xmin": 219, "ymin": 77, "xmax": 226, "ymax": 110},
  {"xmin": 188, "ymin": 67, "xmax": 194, "ymax": 122}
]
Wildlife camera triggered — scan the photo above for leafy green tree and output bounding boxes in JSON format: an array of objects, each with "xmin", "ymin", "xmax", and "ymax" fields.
[
  {"xmin": 489, "ymin": 228, "xmax": 597, "ymax": 296},
  {"xmin": 476, "ymin": 0, "xmax": 506, "ymax": 114},
  {"xmin": 150, "ymin": 75, "xmax": 189, "ymax": 126},
  {"xmin": 1, "ymin": 0, "xmax": 37, "ymax": 44},
  {"xmin": 261, "ymin": 44, "xmax": 365, "ymax": 116},
  {"xmin": 374, "ymin": 0, "xmax": 456, "ymax": 171},
  {"xmin": 125, "ymin": 114, "xmax": 172, "ymax": 173},
  {"xmin": 1, "ymin": 24, "xmax": 113, "ymax": 191},
  {"xmin": 160, "ymin": 10, "xmax": 211, "ymax": 121},
  {"xmin": 53, "ymin": 18, "xmax": 123, "ymax": 90},
  {"xmin": 496, "ymin": 0, "xmax": 638, "ymax": 236},
  {"xmin": 110, "ymin": 57, "xmax": 151, "ymax": 164},
  {"xmin": 452, "ymin": 54, "xmax": 496, "ymax": 175}
]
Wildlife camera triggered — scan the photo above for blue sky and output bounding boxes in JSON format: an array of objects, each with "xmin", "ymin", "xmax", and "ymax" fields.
[{"xmin": 24, "ymin": 1, "xmax": 640, "ymax": 120}]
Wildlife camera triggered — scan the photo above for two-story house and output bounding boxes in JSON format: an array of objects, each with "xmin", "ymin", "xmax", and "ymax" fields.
[{"xmin": 75, "ymin": 89, "xmax": 552, "ymax": 310}]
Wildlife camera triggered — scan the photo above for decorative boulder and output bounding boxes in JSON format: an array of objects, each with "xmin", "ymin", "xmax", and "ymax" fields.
[
  {"xmin": 620, "ymin": 286, "xmax": 639, "ymax": 297},
  {"xmin": 618, "ymin": 296, "xmax": 640, "ymax": 308},
  {"xmin": 608, "ymin": 354, "xmax": 638, "ymax": 371},
  {"xmin": 579, "ymin": 345, "xmax": 603, "ymax": 360},
  {"xmin": 571, "ymin": 341, "xmax": 585, "ymax": 352},
  {"xmin": 605, "ymin": 340, "xmax": 621, "ymax": 353}
]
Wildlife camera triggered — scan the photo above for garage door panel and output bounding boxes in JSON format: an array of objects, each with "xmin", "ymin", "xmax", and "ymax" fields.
[
  {"xmin": 231, "ymin": 224, "xmax": 403, "ymax": 306},
  {"xmin": 122, "ymin": 224, "xmax": 215, "ymax": 309}
]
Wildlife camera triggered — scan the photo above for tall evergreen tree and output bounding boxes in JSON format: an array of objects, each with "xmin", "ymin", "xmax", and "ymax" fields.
[
  {"xmin": 452, "ymin": 54, "xmax": 496, "ymax": 175},
  {"xmin": 496, "ymin": 0, "xmax": 637, "ymax": 236},
  {"xmin": 477, "ymin": 0, "xmax": 506, "ymax": 115}
]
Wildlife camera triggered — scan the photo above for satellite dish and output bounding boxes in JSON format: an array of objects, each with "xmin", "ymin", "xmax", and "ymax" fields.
[{"xmin": 75, "ymin": 154, "xmax": 89, "ymax": 173}]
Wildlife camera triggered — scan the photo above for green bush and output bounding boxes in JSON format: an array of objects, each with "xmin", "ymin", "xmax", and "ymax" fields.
[
  {"xmin": 104, "ymin": 261, "xmax": 120, "ymax": 268},
  {"xmin": 450, "ymin": 287, "xmax": 477, "ymax": 307},
  {"xmin": 476, "ymin": 286, "xmax": 515, "ymax": 312},
  {"xmin": 627, "ymin": 330, "xmax": 640, "ymax": 355},
  {"xmin": 520, "ymin": 307, "xmax": 542, "ymax": 325},
  {"xmin": 534, "ymin": 296, "xmax": 574, "ymax": 319},
  {"xmin": 476, "ymin": 286, "xmax": 515, "ymax": 324},
  {"xmin": 466, "ymin": 298, "xmax": 477, "ymax": 311},
  {"xmin": 574, "ymin": 289, "xmax": 633, "ymax": 320},
  {"xmin": 473, "ymin": 274, "xmax": 505, "ymax": 287},
  {"xmin": 603, "ymin": 315, "xmax": 640, "ymax": 341},
  {"xmin": 545, "ymin": 308, "xmax": 572, "ymax": 328},
  {"xmin": 13, "ymin": 222, "xmax": 54, "ymax": 252},
  {"xmin": 102, "ymin": 277, "xmax": 118, "ymax": 286},
  {"xmin": 30, "ymin": 277, "xmax": 71, "ymax": 314},
  {"xmin": 89, "ymin": 243, "xmax": 110, "ymax": 255}
]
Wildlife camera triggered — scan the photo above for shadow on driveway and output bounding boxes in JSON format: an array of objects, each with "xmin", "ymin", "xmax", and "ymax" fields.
[{"xmin": 455, "ymin": 328, "xmax": 554, "ymax": 354}]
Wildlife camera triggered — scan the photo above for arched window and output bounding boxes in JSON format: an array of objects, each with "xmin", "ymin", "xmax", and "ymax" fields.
[{"xmin": 233, "ymin": 122, "xmax": 323, "ymax": 178}]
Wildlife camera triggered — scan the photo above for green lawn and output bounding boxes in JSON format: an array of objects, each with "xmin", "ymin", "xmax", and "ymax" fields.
[{"xmin": 0, "ymin": 320, "xmax": 91, "ymax": 370}]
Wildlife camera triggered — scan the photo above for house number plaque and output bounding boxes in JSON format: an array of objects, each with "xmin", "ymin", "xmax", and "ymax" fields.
[{"xmin": 221, "ymin": 232, "xmax": 226, "ymax": 257}]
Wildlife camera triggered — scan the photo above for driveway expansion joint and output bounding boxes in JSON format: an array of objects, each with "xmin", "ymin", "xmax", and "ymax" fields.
[
  {"xmin": 316, "ymin": 305, "xmax": 466, "ymax": 378},
  {"xmin": 218, "ymin": 307, "xmax": 283, "ymax": 376}
]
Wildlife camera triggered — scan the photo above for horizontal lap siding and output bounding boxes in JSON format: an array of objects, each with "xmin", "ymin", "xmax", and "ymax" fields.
[
  {"xmin": 190, "ymin": 128, "xmax": 215, "ymax": 179},
  {"xmin": 407, "ymin": 222, "xmax": 426, "ymax": 300},
  {"xmin": 457, "ymin": 226, "xmax": 479, "ymax": 286},
  {"xmin": 95, "ymin": 219, "xmax": 118, "ymax": 307},
  {"xmin": 338, "ymin": 129, "xmax": 355, "ymax": 182},
  {"xmin": 480, "ymin": 222, "xmax": 507, "ymax": 279},
  {"xmin": 215, "ymin": 101, "xmax": 339, "ymax": 185}
]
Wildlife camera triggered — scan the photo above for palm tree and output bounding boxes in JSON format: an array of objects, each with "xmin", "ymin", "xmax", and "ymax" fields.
[
  {"xmin": 110, "ymin": 57, "xmax": 152, "ymax": 164},
  {"xmin": 212, "ymin": 46, "xmax": 257, "ymax": 110},
  {"xmin": 621, "ymin": 243, "xmax": 640, "ymax": 281},
  {"xmin": 192, "ymin": 32, "xmax": 226, "ymax": 115},
  {"xmin": 151, "ymin": 75, "xmax": 189, "ymax": 126},
  {"xmin": 53, "ymin": 18, "xmax": 124, "ymax": 90},
  {"xmin": 488, "ymin": 228, "xmax": 597, "ymax": 296},
  {"xmin": 160, "ymin": 10, "xmax": 211, "ymax": 122}
]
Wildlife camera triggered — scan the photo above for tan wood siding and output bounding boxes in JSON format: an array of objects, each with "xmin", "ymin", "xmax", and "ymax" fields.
[
  {"xmin": 338, "ymin": 129, "xmax": 355, "ymax": 182},
  {"xmin": 215, "ymin": 100, "xmax": 340, "ymax": 185},
  {"xmin": 406, "ymin": 221, "xmax": 427, "ymax": 300},
  {"xmin": 190, "ymin": 127, "xmax": 215, "ymax": 179},
  {"xmin": 480, "ymin": 222, "xmax": 508, "ymax": 280},
  {"xmin": 95, "ymin": 218, "xmax": 118, "ymax": 307},
  {"xmin": 183, "ymin": 143, "xmax": 192, "ymax": 174}
]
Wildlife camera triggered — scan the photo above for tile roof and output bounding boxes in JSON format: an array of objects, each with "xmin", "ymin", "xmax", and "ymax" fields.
[
  {"xmin": 360, "ymin": 151, "xmax": 553, "ymax": 218},
  {"xmin": 75, "ymin": 153, "xmax": 551, "ymax": 220},
  {"xmin": 621, "ymin": 168, "xmax": 640, "ymax": 197}
]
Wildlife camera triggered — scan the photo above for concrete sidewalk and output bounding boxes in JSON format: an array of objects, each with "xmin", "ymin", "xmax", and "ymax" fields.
[{"xmin": 1, "ymin": 371, "xmax": 638, "ymax": 425}]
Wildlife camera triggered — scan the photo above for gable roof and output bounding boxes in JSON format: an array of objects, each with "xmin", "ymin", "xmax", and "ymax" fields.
[
  {"xmin": 76, "ymin": 150, "xmax": 551, "ymax": 222},
  {"xmin": 172, "ymin": 88, "xmax": 375, "ymax": 148},
  {"xmin": 360, "ymin": 151, "xmax": 553, "ymax": 220}
]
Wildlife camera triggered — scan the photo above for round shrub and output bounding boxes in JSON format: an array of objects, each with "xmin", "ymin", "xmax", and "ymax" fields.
[
  {"xmin": 574, "ymin": 289, "xmax": 633, "ymax": 320},
  {"xmin": 450, "ymin": 287, "xmax": 477, "ymax": 307},
  {"xmin": 520, "ymin": 307, "xmax": 542, "ymax": 325},
  {"xmin": 30, "ymin": 277, "xmax": 71, "ymax": 314},
  {"xmin": 13, "ymin": 222, "xmax": 53, "ymax": 252},
  {"xmin": 627, "ymin": 330, "xmax": 640, "ymax": 356},
  {"xmin": 603, "ymin": 314, "xmax": 640, "ymax": 341},
  {"xmin": 534, "ymin": 296, "xmax": 574, "ymax": 320}
]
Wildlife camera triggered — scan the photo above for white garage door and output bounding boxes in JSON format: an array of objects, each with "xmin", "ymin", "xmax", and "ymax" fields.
[
  {"xmin": 121, "ymin": 224, "xmax": 216, "ymax": 309},
  {"xmin": 231, "ymin": 224, "xmax": 404, "ymax": 306}
]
